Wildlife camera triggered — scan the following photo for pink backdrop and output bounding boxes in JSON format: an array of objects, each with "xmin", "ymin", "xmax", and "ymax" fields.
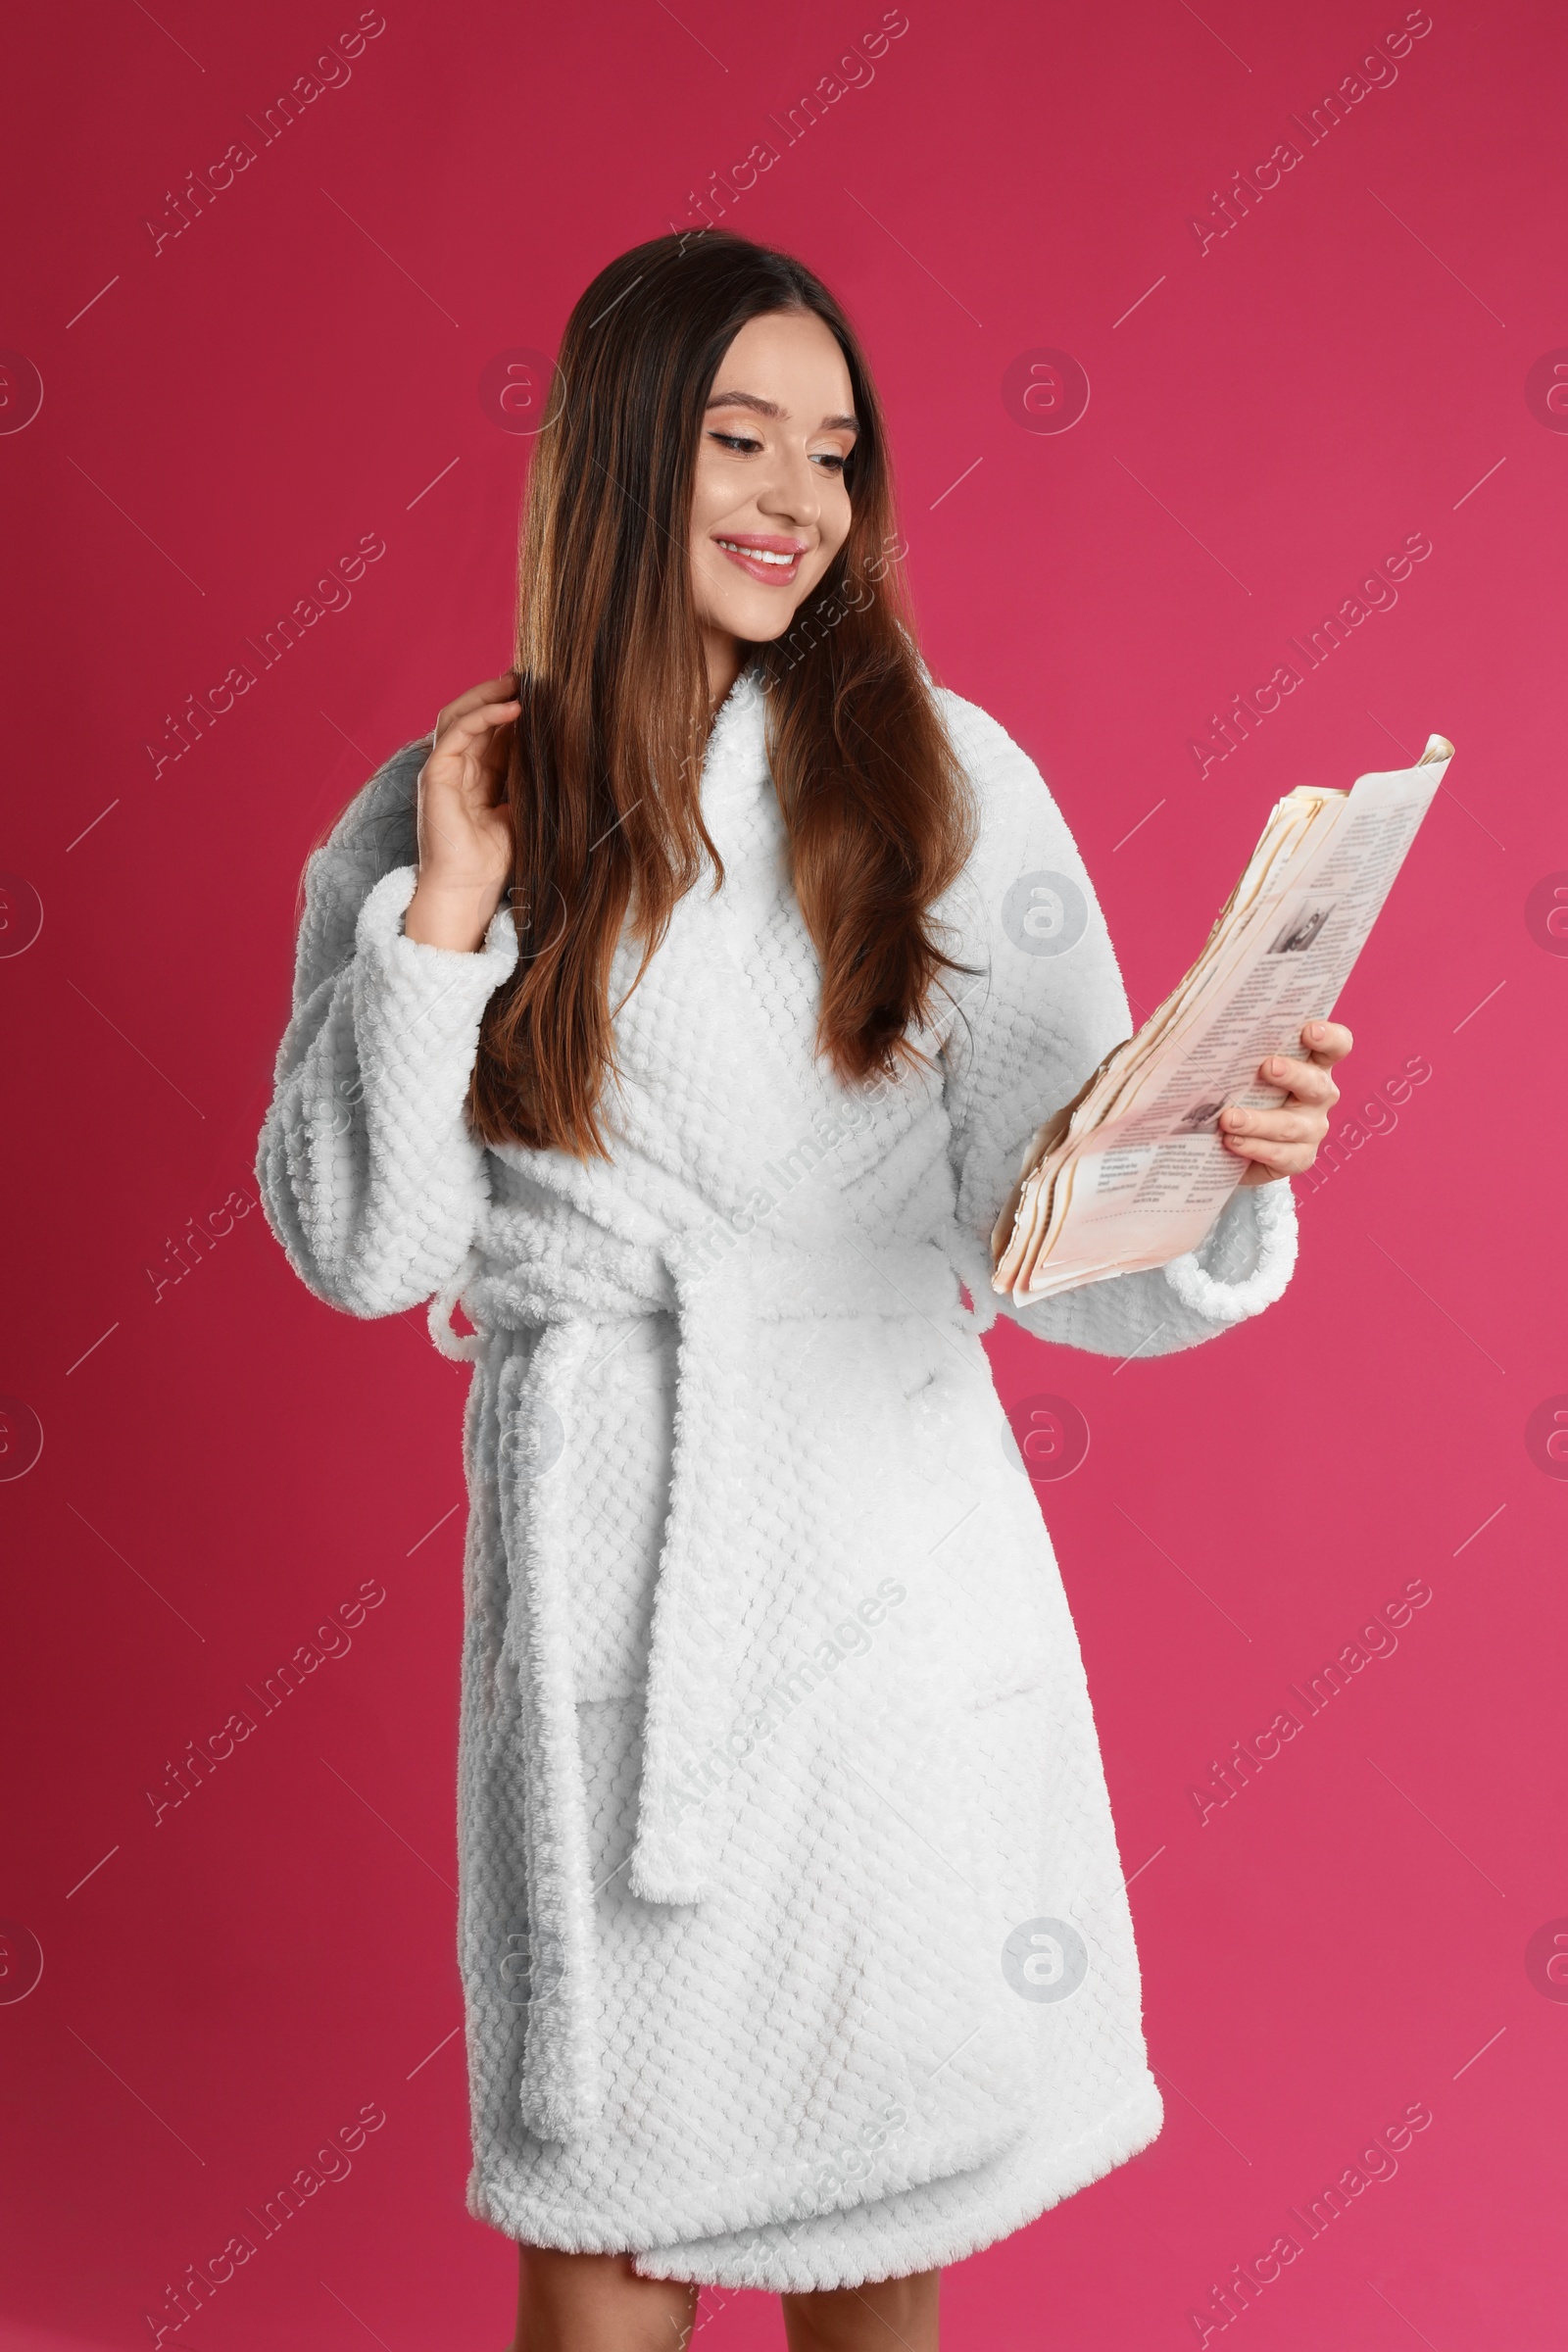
[{"xmin": 3, "ymin": 1, "xmax": 1564, "ymax": 2343}]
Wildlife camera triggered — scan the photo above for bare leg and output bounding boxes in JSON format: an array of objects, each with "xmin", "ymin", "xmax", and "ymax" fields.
[
  {"xmin": 512, "ymin": 2244, "xmax": 699, "ymax": 2352},
  {"xmin": 782, "ymin": 2267, "xmax": 942, "ymax": 2352}
]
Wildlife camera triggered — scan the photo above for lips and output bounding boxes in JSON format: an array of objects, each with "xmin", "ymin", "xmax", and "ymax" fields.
[{"xmin": 712, "ymin": 533, "xmax": 808, "ymax": 587}]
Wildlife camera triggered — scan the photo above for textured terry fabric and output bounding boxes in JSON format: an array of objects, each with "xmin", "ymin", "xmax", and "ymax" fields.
[{"xmin": 256, "ymin": 669, "xmax": 1298, "ymax": 2291}]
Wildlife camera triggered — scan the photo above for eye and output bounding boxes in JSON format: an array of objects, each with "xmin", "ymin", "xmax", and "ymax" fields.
[
  {"xmin": 709, "ymin": 431, "xmax": 762, "ymax": 454},
  {"xmin": 812, "ymin": 451, "xmax": 849, "ymax": 474}
]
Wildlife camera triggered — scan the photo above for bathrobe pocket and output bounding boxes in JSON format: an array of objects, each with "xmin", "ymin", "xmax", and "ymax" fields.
[{"xmin": 890, "ymin": 1318, "xmax": 1059, "ymax": 1711}]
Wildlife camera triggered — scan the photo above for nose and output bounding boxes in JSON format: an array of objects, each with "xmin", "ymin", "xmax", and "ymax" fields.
[{"xmin": 755, "ymin": 441, "xmax": 822, "ymax": 533}]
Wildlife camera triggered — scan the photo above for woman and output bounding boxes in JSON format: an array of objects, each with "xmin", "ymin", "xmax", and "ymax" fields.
[{"xmin": 257, "ymin": 230, "xmax": 1348, "ymax": 2351}]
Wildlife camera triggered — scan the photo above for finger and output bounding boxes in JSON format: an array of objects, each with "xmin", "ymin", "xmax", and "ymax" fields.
[
  {"xmin": 1299, "ymin": 1018, "xmax": 1353, "ymax": 1065},
  {"xmin": 434, "ymin": 682, "xmax": 521, "ymax": 733},
  {"xmin": 1256, "ymin": 1054, "xmax": 1340, "ymax": 1107},
  {"xmin": 1221, "ymin": 1105, "xmax": 1321, "ymax": 1148},
  {"xmin": 433, "ymin": 673, "xmax": 521, "ymax": 737},
  {"xmin": 430, "ymin": 701, "xmax": 520, "ymax": 761},
  {"xmin": 1222, "ymin": 1128, "xmax": 1311, "ymax": 1172}
]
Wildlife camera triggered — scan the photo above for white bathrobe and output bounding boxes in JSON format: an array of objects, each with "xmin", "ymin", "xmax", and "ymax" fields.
[{"xmin": 257, "ymin": 666, "xmax": 1297, "ymax": 2291}]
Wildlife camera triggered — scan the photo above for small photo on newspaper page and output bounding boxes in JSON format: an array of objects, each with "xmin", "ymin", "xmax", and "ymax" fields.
[{"xmin": 1266, "ymin": 899, "xmax": 1337, "ymax": 955}]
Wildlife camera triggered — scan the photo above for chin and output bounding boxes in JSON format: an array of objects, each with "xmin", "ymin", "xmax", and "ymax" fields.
[
  {"xmin": 712, "ymin": 593, "xmax": 808, "ymax": 646},
  {"xmin": 750, "ymin": 606, "xmax": 806, "ymax": 646},
  {"xmin": 699, "ymin": 551, "xmax": 837, "ymax": 652}
]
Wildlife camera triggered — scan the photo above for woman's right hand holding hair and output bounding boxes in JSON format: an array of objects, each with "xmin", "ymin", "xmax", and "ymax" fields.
[{"xmin": 404, "ymin": 673, "xmax": 521, "ymax": 952}]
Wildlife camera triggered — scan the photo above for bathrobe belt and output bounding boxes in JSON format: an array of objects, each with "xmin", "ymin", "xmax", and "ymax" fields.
[{"xmin": 428, "ymin": 1225, "xmax": 989, "ymax": 2143}]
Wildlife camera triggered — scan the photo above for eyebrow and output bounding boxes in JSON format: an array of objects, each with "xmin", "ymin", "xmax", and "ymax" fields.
[{"xmin": 705, "ymin": 388, "xmax": 858, "ymax": 434}]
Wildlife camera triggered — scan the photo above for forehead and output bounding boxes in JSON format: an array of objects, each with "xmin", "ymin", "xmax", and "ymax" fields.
[{"xmin": 708, "ymin": 311, "xmax": 856, "ymax": 417}]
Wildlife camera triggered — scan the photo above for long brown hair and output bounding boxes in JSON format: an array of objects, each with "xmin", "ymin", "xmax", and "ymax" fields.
[{"xmin": 471, "ymin": 229, "xmax": 978, "ymax": 1159}]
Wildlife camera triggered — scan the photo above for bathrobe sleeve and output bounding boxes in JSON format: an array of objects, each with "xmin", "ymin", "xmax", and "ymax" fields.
[
  {"xmin": 256, "ymin": 744, "xmax": 519, "ymax": 1318},
  {"xmin": 935, "ymin": 690, "xmax": 1298, "ymax": 1358}
]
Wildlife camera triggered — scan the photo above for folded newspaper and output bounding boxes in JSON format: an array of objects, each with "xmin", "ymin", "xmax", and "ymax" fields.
[{"xmin": 991, "ymin": 732, "xmax": 1455, "ymax": 1302}]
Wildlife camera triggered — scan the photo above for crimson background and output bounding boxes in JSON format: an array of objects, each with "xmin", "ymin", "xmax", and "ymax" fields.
[{"xmin": 3, "ymin": 1, "xmax": 1565, "ymax": 2344}]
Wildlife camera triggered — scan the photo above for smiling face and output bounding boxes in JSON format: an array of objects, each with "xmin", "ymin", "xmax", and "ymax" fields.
[{"xmin": 688, "ymin": 309, "xmax": 858, "ymax": 703}]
